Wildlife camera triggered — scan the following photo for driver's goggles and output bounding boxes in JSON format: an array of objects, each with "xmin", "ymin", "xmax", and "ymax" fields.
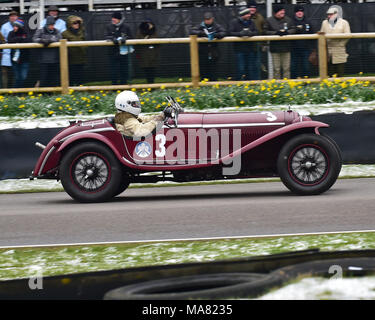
[{"xmin": 130, "ymin": 101, "xmax": 141, "ymax": 109}]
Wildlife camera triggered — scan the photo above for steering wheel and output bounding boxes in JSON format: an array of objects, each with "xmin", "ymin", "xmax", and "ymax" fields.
[{"xmin": 164, "ymin": 96, "xmax": 183, "ymax": 128}]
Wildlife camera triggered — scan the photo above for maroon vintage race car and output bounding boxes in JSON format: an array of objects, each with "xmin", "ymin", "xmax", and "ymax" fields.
[{"xmin": 31, "ymin": 97, "xmax": 342, "ymax": 203}]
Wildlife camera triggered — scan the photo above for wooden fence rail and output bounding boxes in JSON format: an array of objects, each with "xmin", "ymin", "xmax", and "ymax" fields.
[{"xmin": 0, "ymin": 32, "xmax": 374, "ymax": 94}]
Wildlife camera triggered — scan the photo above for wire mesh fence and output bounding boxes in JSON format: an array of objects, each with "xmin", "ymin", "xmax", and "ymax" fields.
[
  {"xmin": 0, "ymin": 33, "xmax": 375, "ymax": 94},
  {"xmin": 1, "ymin": 3, "xmax": 375, "ymax": 92}
]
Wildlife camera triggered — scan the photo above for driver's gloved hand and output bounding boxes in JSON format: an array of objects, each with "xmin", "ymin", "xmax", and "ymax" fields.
[
  {"xmin": 154, "ymin": 113, "xmax": 165, "ymax": 121},
  {"xmin": 163, "ymin": 106, "xmax": 173, "ymax": 118}
]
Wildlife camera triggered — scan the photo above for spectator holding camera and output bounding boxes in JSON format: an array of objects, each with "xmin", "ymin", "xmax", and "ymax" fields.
[
  {"xmin": 264, "ymin": 5, "xmax": 296, "ymax": 79},
  {"xmin": 190, "ymin": 12, "xmax": 226, "ymax": 81},
  {"xmin": 291, "ymin": 6, "xmax": 314, "ymax": 78},
  {"xmin": 105, "ymin": 12, "xmax": 134, "ymax": 85},
  {"xmin": 33, "ymin": 16, "xmax": 62, "ymax": 87}
]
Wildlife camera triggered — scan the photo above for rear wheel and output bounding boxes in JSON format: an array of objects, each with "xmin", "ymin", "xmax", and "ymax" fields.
[
  {"xmin": 277, "ymin": 134, "xmax": 341, "ymax": 195},
  {"xmin": 60, "ymin": 142, "xmax": 123, "ymax": 203}
]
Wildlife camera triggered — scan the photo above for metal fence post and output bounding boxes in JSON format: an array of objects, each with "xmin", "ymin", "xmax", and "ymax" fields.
[
  {"xmin": 59, "ymin": 39, "xmax": 70, "ymax": 95},
  {"xmin": 189, "ymin": 35, "xmax": 200, "ymax": 88},
  {"xmin": 318, "ymin": 33, "xmax": 328, "ymax": 80}
]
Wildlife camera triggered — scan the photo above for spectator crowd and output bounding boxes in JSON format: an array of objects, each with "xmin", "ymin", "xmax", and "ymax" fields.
[{"xmin": 0, "ymin": 3, "xmax": 352, "ymax": 88}]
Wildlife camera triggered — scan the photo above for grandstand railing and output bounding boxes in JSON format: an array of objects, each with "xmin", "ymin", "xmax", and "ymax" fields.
[{"xmin": 0, "ymin": 32, "xmax": 374, "ymax": 95}]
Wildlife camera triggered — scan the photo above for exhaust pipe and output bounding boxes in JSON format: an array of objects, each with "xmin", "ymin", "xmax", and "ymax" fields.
[{"xmin": 35, "ymin": 142, "xmax": 46, "ymax": 150}]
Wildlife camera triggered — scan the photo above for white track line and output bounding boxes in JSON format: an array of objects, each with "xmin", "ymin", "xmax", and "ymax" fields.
[{"xmin": 1, "ymin": 229, "xmax": 375, "ymax": 250}]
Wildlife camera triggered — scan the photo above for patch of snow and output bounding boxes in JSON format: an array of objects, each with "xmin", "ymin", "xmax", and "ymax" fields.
[{"xmin": 257, "ymin": 276, "xmax": 375, "ymax": 300}]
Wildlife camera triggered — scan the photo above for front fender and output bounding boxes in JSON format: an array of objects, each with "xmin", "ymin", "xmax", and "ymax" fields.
[{"xmin": 220, "ymin": 120, "xmax": 329, "ymax": 163}]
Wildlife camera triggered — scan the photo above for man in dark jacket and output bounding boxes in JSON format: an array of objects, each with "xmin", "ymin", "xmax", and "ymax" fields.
[
  {"xmin": 291, "ymin": 6, "xmax": 314, "ymax": 78},
  {"xmin": 228, "ymin": 7, "xmax": 258, "ymax": 80},
  {"xmin": 32, "ymin": 16, "xmax": 62, "ymax": 87},
  {"xmin": 105, "ymin": 12, "xmax": 134, "ymax": 85},
  {"xmin": 136, "ymin": 19, "xmax": 160, "ymax": 84},
  {"xmin": 264, "ymin": 5, "xmax": 296, "ymax": 79},
  {"xmin": 190, "ymin": 12, "xmax": 226, "ymax": 81},
  {"xmin": 8, "ymin": 19, "xmax": 31, "ymax": 88}
]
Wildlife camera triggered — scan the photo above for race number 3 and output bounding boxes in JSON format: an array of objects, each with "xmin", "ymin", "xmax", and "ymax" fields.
[
  {"xmin": 261, "ymin": 111, "xmax": 277, "ymax": 122},
  {"xmin": 155, "ymin": 134, "xmax": 166, "ymax": 157}
]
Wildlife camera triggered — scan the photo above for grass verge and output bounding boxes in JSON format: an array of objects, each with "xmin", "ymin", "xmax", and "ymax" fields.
[{"xmin": 1, "ymin": 231, "xmax": 375, "ymax": 281}]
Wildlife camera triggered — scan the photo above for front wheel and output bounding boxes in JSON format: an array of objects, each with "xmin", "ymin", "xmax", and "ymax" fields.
[
  {"xmin": 277, "ymin": 134, "xmax": 342, "ymax": 195},
  {"xmin": 60, "ymin": 142, "xmax": 123, "ymax": 203}
]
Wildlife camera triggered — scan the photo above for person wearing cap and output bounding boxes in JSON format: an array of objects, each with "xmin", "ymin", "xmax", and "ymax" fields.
[
  {"xmin": 62, "ymin": 16, "xmax": 87, "ymax": 86},
  {"xmin": 136, "ymin": 19, "xmax": 160, "ymax": 84},
  {"xmin": 264, "ymin": 5, "xmax": 296, "ymax": 79},
  {"xmin": 248, "ymin": 1, "xmax": 265, "ymax": 34},
  {"xmin": 33, "ymin": 16, "xmax": 62, "ymax": 87},
  {"xmin": 0, "ymin": 11, "xmax": 18, "ymax": 88},
  {"xmin": 291, "ymin": 6, "xmax": 314, "ymax": 78},
  {"xmin": 41, "ymin": 5, "xmax": 66, "ymax": 33},
  {"xmin": 7, "ymin": 19, "xmax": 31, "ymax": 88},
  {"xmin": 105, "ymin": 12, "xmax": 134, "ymax": 85},
  {"xmin": 229, "ymin": 6, "xmax": 259, "ymax": 80},
  {"xmin": 320, "ymin": 7, "xmax": 351, "ymax": 77},
  {"xmin": 190, "ymin": 12, "xmax": 226, "ymax": 81}
]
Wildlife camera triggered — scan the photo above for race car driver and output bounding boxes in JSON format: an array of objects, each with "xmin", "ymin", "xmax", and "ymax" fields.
[{"xmin": 114, "ymin": 90, "xmax": 166, "ymax": 138}]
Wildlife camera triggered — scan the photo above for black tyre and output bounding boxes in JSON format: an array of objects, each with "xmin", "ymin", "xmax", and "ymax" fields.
[
  {"xmin": 60, "ymin": 142, "xmax": 123, "ymax": 203},
  {"xmin": 277, "ymin": 134, "xmax": 342, "ymax": 195},
  {"xmin": 103, "ymin": 273, "xmax": 266, "ymax": 300},
  {"xmin": 322, "ymin": 133, "xmax": 343, "ymax": 172},
  {"xmin": 114, "ymin": 175, "xmax": 130, "ymax": 197}
]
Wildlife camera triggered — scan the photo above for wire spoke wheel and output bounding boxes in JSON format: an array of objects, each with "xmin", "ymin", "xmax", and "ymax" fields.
[
  {"xmin": 277, "ymin": 134, "xmax": 341, "ymax": 195},
  {"xmin": 72, "ymin": 154, "xmax": 110, "ymax": 192},
  {"xmin": 290, "ymin": 146, "xmax": 328, "ymax": 185},
  {"xmin": 60, "ymin": 142, "xmax": 124, "ymax": 203}
]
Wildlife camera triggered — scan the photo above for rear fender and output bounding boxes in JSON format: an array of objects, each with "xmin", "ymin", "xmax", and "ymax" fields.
[
  {"xmin": 34, "ymin": 132, "xmax": 128, "ymax": 178},
  {"xmin": 57, "ymin": 133, "xmax": 124, "ymax": 162},
  {"xmin": 221, "ymin": 121, "xmax": 329, "ymax": 163}
]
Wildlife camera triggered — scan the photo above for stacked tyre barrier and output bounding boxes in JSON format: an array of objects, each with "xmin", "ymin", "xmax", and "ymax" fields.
[
  {"xmin": 1, "ymin": 249, "xmax": 375, "ymax": 299},
  {"xmin": 1, "ymin": 111, "xmax": 375, "ymax": 180},
  {"xmin": 104, "ymin": 257, "xmax": 375, "ymax": 300}
]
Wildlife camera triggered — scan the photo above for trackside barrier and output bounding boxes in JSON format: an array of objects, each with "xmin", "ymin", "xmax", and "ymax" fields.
[
  {"xmin": 1, "ymin": 33, "xmax": 375, "ymax": 94},
  {"xmin": 1, "ymin": 249, "xmax": 375, "ymax": 299}
]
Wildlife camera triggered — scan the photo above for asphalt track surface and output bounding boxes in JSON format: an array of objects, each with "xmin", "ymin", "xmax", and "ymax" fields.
[{"xmin": 0, "ymin": 178, "xmax": 374, "ymax": 247}]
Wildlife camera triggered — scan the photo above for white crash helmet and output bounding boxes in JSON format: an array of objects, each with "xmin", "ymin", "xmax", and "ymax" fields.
[{"xmin": 115, "ymin": 90, "xmax": 141, "ymax": 116}]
